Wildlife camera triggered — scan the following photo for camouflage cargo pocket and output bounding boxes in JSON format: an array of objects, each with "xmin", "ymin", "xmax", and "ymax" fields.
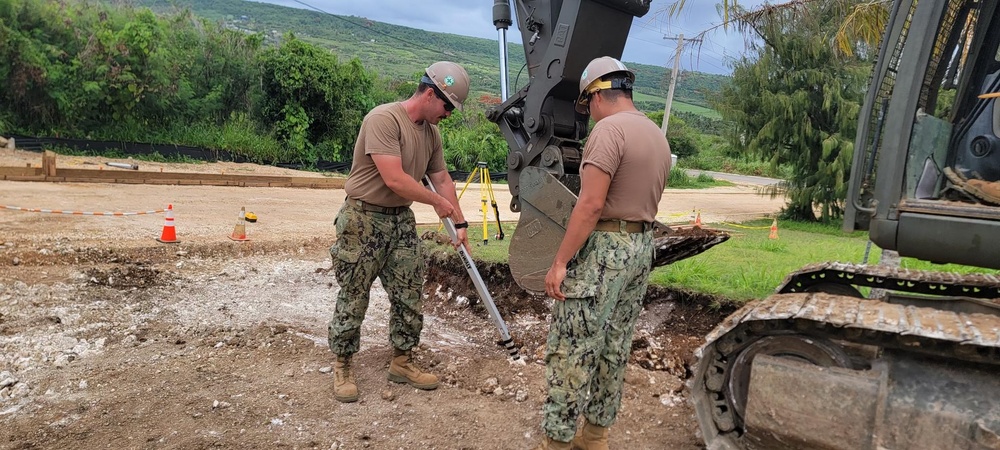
[
  {"xmin": 330, "ymin": 240, "xmax": 360, "ymax": 285},
  {"xmin": 559, "ymin": 233, "xmax": 627, "ymax": 298}
]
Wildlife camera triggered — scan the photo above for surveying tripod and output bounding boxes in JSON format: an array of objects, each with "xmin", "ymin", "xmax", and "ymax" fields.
[{"xmin": 456, "ymin": 162, "xmax": 505, "ymax": 244}]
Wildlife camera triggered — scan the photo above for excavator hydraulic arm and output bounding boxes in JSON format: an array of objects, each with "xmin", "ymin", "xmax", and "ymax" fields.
[
  {"xmin": 488, "ymin": 0, "xmax": 729, "ymax": 293},
  {"xmin": 487, "ymin": 0, "xmax": 648, "ymax": 209}
]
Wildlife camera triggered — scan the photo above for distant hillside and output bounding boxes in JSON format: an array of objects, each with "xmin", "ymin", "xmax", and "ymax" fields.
[{"xmin": 135, "ymin": 0, "xmax": 728, "ymax": 109}]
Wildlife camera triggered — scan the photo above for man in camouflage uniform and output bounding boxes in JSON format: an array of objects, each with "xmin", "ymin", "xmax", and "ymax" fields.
[
  {"xmin": 327, "ymin": 61, "xmax": 472, "ymax": 403},
  {"xmin": 535, "ymin": 56, "xmax": 672, "ymax": 449}
]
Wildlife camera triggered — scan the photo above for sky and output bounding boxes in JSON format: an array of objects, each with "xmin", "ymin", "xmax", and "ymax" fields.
[{"xmin": 253, "ymin": 0, "xmax": 767, "ymax": 75}]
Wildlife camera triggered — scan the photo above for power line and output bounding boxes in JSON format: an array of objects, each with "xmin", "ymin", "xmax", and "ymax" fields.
[{"xmin": 629, "ymin": 35, "xmax": 673, "ymax": 48}]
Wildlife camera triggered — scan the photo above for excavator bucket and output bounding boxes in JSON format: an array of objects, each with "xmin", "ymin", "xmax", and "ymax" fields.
[
  {"xmin": 508, "ymin": 167, "xmax": 575, "ymax": 294},
  {"xmin": 508, "ymin": 167, "xmax": 730, "ymax": 294}
]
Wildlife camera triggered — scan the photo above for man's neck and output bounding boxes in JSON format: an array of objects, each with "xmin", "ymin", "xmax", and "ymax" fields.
[
  {"xmin": 400, "ymin": 97, "xmax": 424, "ymax": 125},
  {"xmin": 598, "ymin": 101, "xmax": 638, "ymax": 120}
]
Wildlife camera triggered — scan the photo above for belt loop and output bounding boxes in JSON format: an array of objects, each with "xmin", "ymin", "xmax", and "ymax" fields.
[{"xmin": 619, "ymin": 219, "xmax": 627, "ymax": 234}]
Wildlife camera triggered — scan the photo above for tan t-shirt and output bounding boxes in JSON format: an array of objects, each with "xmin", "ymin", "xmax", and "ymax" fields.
[
  {"xmin": 344, "ymin": 102, "xmax": 446, "ymax": 207},
  {"xmin": 581, "ymin": 110, "xmax": 671, "ymax": 222}
]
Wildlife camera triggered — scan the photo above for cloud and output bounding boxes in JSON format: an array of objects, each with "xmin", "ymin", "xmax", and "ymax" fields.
[{"xmin": 253, "ymin": 0, "xmax": 766, "ymax": 75}]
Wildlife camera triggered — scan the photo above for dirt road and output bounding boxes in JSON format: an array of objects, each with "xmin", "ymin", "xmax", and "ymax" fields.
[{"xmin": 0, "ymin": 151, "xmax": 779, "ymax": 449}]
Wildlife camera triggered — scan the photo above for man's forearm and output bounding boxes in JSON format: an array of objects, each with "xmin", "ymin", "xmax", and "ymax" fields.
[{"xmin": 432, "ymin": 178, "xmax": 465, "ymax": 223}]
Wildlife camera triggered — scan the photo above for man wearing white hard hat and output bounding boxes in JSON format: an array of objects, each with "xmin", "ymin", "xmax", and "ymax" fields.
[{"xmin": 535, "ymin": 56, "xmax": 672, "ymax": 449}]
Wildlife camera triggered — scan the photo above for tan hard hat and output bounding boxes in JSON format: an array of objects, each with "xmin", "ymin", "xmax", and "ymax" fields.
[
  {"xmin": 576, "ymin": 56, "xmax": 635, "ymax": 113},
  {"xmin": 425, "ymin": 61, "xmax": 470, "ymax": 111}
]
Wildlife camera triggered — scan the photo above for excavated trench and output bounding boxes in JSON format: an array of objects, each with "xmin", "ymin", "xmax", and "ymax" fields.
[{"xmin": 420, "ymin": 233, "xmax": 737, "ymax": 378}]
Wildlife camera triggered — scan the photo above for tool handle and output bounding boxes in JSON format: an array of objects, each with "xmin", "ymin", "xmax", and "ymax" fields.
[{"xmin": 423, "ymin": 176, "xmax": 519, "ymax": 360}]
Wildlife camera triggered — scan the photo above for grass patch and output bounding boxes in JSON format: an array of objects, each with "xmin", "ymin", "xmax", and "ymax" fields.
[
  {"xmin": 632, "ymin": 92, "xmax": 722, "ymax": 119},
  {"xmin": 667, "ymin": 168, "xmax": 732, "ymax": 189},
  {"xmin": 682, "ymin": 135, "xmax": 792, "ymax": 179},
  {"xmin": 670, "ymin": 102, "xmax": 722, "ymax": 118},
  {"xmin": 649, "ymin": 220, "xmax": 869, "ymax": 302},
  {"xmin": 419, "ymin": 222, "xmax": 515, "ymax": 264}
]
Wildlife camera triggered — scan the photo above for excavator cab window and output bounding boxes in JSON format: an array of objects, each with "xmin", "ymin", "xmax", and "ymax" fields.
[
  {"xmin": 902, "ymin": 0, "xmax": 1000, "ymax": 201},
  {"xmin": 944, "ymin": 0, "xmax": 1000, "ymax": 185}
]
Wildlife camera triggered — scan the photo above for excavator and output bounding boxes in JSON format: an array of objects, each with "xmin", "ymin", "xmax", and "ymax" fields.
[
  {"xmin": 489, "ymin": 0, "xmax": 1000, "ymax": 449},
  {"xmin": 487, "ymin": 0, "xmax": 728, "ymax": 295}
]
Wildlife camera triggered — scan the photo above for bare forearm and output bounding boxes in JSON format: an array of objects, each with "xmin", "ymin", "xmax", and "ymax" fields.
[{"xmin": 430, "ymin": 177, "xmax": 465, "ymax": 223}]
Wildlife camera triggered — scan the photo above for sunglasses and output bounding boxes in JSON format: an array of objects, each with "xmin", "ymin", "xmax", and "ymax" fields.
[
  {"xmin": 432, "ymin": 86, "xmax": 455, "ymax": 112},
  {"xmin": 580, "ymin": 91, "xmax": 596, "ymax": 114}
]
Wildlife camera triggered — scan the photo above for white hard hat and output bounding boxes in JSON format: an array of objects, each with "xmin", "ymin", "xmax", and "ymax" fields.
[{"xmin": 576, "ymin": 56, "xmax": 635, "ymax": 113}]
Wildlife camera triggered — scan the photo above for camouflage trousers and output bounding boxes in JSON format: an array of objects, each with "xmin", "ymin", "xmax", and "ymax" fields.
[
  {"xmin": 542, "ymin": 230, "xmax": 654, "ymax": 442},
  {"xmin": 327, "ymin": 202, "xmax": 425, "ymax": 357}
]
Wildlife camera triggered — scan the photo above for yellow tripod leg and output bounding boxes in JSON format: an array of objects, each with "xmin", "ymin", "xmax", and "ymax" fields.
[
  {"xmin": 480, "ymin": 165, "xmax": 489, "ymax": 244},
  {"xmin": 440, "ymin": 168, "xmax": 480, "ymax": 233},
  {"xmin": 484, "ymin": 168, "xmax": 504, "ymax": 240}
]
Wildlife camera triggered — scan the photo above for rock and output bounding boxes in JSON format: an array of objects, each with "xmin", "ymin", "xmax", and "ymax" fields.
[
  {"xmin": 54, "ymin": 353, "xmax": 76, "ymax": 368},
  {"xmin": 480, "ymin": 377, "xmax": 499, "ymax": 394},
  {"xmin": 10, "ymin": 382, "xmax": 30, "ymax": 398},
  {"xmin": 0, "ymin": 372, "xmax": 17, "ymax": 388},
  {"xmin": 318, "ymin": 366, "xmax": 332, "ymax": 374},
  {"xmin": 381, "ymin": 390, "xmax": 395, "ymax": 401}
]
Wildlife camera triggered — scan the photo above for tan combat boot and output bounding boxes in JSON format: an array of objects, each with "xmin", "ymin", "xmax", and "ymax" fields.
[
  {"xmin": 533, "ymin": 436, "xmax": 574, "ymax": 450},
  {"xmin": 333, "ymin": 355, "xmax": 358, "ymax": 403},
  {"xmin": 570, "ymin": 421, "xmax": 609, "ymax": 450},
  {"xmin": 966, "ymin": 179, "xmax": 1000, "ymax": 204},
  {"xmin": 387, "ymin": 349, "xmax": 439, "ymax": 390}
]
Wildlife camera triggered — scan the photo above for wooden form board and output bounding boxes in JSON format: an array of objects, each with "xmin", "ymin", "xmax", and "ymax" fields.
[{"xmin": 0, "ymin": 159, "xmax": 346, "ymax": 189}]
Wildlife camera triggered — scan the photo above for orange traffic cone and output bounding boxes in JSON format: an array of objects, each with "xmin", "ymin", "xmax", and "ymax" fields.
[
  {"xmin": 156, "ymin": 204, "xmax": 180, "ymax": 243},
  {"xmin": 769, "ymin": 219, "xmax": 779, "ymax": 240},
  {"xmin": 229, "ymin": 206, "xmax": 250, "ymax": 241},
  {"xmin": 694, "ymin": 212, "xmax": 703, "ymax": 228}
]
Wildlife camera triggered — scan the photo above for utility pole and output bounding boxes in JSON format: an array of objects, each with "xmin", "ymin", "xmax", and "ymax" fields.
[{"xmin": 661, "ymin": 34, "xmax": 700, "ymax": 134}]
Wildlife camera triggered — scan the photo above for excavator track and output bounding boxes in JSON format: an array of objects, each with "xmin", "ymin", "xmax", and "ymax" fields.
[
  {"xmin": 691, "ymin": 292, "xmax": 1000, "ymax": 450},
  {"xmin": 778, "ymin": 262, "xmax": 1000, "ymax": 299}
]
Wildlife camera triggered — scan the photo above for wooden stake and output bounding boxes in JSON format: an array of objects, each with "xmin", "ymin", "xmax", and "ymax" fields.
[{"xmin": 43, "ymin": 151, "xmax": 57, "ymax": 177}]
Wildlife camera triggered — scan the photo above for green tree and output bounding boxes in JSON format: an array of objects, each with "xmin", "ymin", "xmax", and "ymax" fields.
[
  {"xmin": 258, "ymin": 34, "xmax": 388, "ymax": 163},
  {"xmin": 646, "ymin": 111, "xmax": 699, "ymax": 159},
  {"xmin": 716, "ymin": 0, "xmax": 871, "ymax": 221},
  {"xmin": 162, "ymin": 10, "xmax": 265, "ymax": 125},
  {"xmin": 0, "ymin": 0, "xmax": 269, "ymax": 141},
  {"xmin": 438, "ymin": 102, "xmax": 508, "ymax": 173}
]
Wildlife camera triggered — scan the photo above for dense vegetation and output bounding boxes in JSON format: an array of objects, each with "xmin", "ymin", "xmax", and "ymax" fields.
[
  {"xmin": 0, "ymin": 0, "xmax": 392, "ymax": 163},
  {"xmin": 715, "ymin": 0, "xmax": 872, "ymax": 221},
  {"xmin": 1, "ymin": 0, "xmax": 730, "ymax": 174}
]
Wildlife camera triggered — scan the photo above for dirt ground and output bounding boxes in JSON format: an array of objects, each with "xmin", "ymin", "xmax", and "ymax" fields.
[{"xmin": 0, "ymin": 149, "xmax": 779, "ymax": 449}]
